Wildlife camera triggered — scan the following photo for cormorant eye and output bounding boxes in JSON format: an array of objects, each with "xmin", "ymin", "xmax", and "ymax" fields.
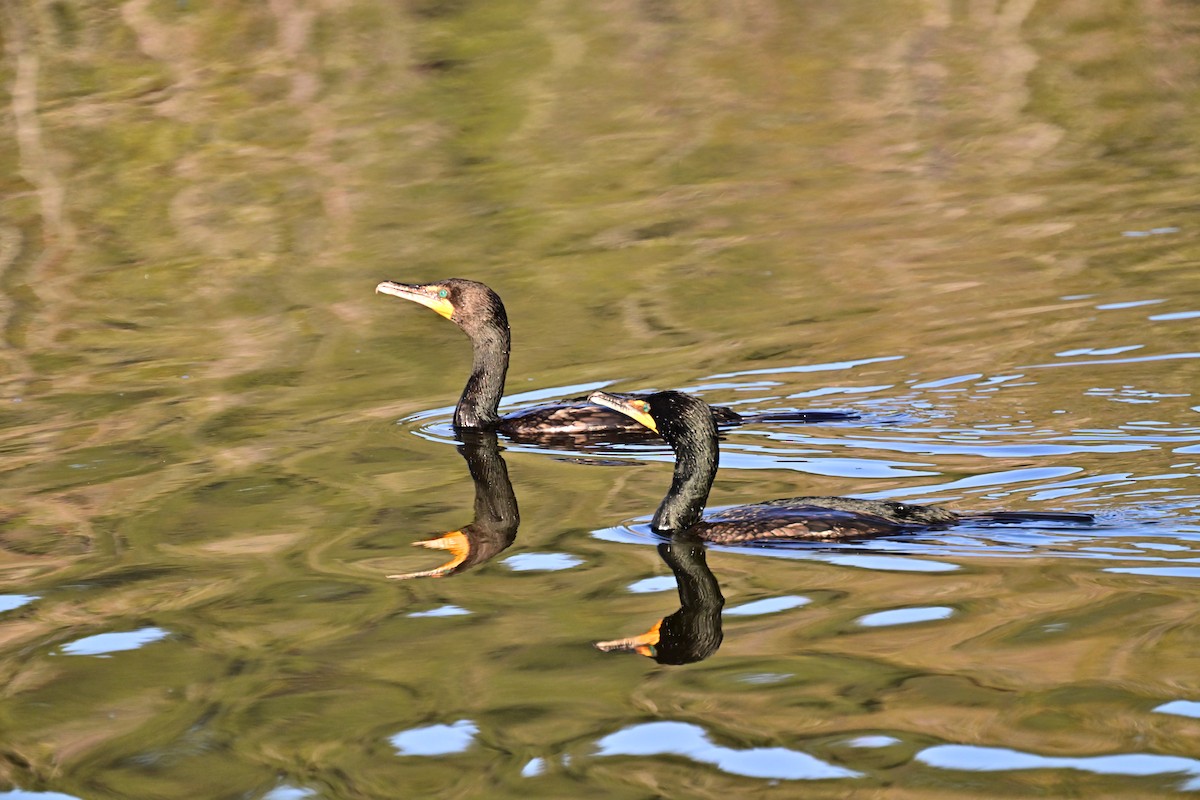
[
  {"xmin": 637, "ymin": 401, "xmax": 650, "ymax": 413},
  {"xmin": 437, "ymin": 288, "xmax": 449, "ymax": 299}
]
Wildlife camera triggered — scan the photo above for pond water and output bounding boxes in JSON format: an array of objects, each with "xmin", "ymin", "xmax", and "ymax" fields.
[{"xmin": 2, "ymin": 1, "xmax": 1199, "ymax": 797}]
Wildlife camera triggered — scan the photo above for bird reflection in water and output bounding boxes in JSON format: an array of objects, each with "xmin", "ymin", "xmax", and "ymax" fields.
[
  {"xmin": 389, "ymin": 430, "xmax": 519, "ymax": 580},
  {"xmin": 596, "ymin": 539, "xmax": 725, "ymax": 665}
]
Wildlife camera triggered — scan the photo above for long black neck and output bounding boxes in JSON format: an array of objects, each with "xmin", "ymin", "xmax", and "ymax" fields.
[
  {"xmin": 652, "ymin": 410, "xmax": 720, "ymax": 533},
  {"xmin": 453, "ymin": 316, "xmax": 511, "ymax": 429}
]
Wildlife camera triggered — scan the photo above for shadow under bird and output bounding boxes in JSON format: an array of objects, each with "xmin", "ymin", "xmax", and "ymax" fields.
[
  {"xmin": 388, "ymin": 430, "xmax": 519, "ymax": 580},
  {"xmin": 376, "ymin": 278, "xmax": 855, "ymax": 442},
  {"xmin": 589, "ymin": 389, "xmax": 1094, "ymax": 543}
]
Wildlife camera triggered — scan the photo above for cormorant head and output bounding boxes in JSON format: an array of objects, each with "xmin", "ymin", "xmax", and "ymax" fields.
[
  {"xmin": 590, "ymin": 390, "xmax": 716, "ymax": 451},
  {"xmin": 376, "ymin": 278, "xmax": 509, "ymax": 339}
]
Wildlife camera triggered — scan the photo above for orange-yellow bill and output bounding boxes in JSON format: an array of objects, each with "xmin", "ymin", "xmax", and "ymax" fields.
[
  {"xmin": 589, "ymin": 391, "xmax": 658, "ymax": 433},
  {"xmin": 376, "ymin": 281, "xmax": 455, "ymax": 320}
]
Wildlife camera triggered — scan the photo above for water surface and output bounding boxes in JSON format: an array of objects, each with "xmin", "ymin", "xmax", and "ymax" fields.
[{"xmin": 2, "ymin": 1, "xmax": 1199, "ymax": 797}]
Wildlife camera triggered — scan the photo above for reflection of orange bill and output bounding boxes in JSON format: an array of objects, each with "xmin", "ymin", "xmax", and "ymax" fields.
[
  {"xmin": 594, "ymin": 618, "xmax": 663, "ymax": 658},
  {"xmin": 388, "ymin": 530, "xmax": 470, "ymax": 580}
]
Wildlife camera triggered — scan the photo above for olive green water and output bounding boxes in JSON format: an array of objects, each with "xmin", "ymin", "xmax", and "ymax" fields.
[{"xmin": 2, "ymin": 1, "xmax": 1200, "ymax": 797}]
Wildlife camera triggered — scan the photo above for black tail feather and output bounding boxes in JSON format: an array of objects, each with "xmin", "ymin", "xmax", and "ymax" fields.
[
  {"xmin": 732, "ymin": 410, "xmax": 860, "ymax": 426},
  {"xmin": 963, "ymin": 511, "xmax": 1095, "ymax": 525}
]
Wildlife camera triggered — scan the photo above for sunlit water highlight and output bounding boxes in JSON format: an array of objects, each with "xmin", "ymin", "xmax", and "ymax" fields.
[
  {"xmin": 594, "ymin": 721, "xmax": 860, "ymax": 781},
  {"xmin": 725, "ymin": 596, "xmax": 810, "ymax": 616},
  {"xmin": 390, "ymin": 721, "xmax": 479, "ymax": 757},
  {"xmin": 0, "ymin": 595, "xmax": 36, "ymax": 614},
  {"xmin": 856, "ymin": 606, "xmax": 955, "ymax": 627},
  {"xmin": 915, "ymin": 744, "xmax": 1200, "ymax": 792},
  {"xmin": 57, "ymin": 628, "xmax": 170, "ymax": 657}
]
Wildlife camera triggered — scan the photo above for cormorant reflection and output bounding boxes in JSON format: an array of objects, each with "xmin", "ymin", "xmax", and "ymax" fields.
[
  {"xmin": 389, "ymin": 430, "xmax": 519, "ymax": 580},
  {"xmin": 595, "ymin": 538, "xmax": 724, "ymax": 665}
]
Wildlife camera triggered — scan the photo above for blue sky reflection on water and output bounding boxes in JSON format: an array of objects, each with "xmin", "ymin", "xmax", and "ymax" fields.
[
  {"xmin": 725, "ymin": 596, "xmax": 811, "ymax": 616},
  {"xmin": 503, "ymin": 552, "xmax": 584, "ymax": 572},
  {"xmin": 856, "ymin": 606, "xmax": 955, "ymax": 627},
  {"xmin": 407, "ymin": 605, "xmax": 471, "ymax": 618},
  {"xmin": 626, "ymin": 575, "xmax": 677, "ymax": 593},
  {"xmin": 916, "ymin": 745, "xmax": 1200, "ymax": 791},
  {"xmin": 1155, "ymin": 701, "xmax": 1200, "ymax": 719},
  {"xmin": 261, "ymin": 787, "xmax": 317, "ymax": 800},
  {"xmin": 390, "ymin": 721, "xmax": 479, "ymax": 757},
  {"xmin": 0, "ymin": 595, "xmax": 36, "ymax": 614},
  {"xmin": 57, "ymin": 628, "xmax": 169, "ymax": 657},
  {"xmin": 594, "ymin": 721, "xmax": 860, "ymax": 781}
]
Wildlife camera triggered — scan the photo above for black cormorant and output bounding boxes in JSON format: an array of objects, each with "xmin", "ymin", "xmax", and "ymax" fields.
[
  {"xmin": 376, "ymin": 278, "xmax": 854, "ymax": 440},
  {"xmin": 589, "ymin": 389, "xmax": 1093, "ymax": 543}
]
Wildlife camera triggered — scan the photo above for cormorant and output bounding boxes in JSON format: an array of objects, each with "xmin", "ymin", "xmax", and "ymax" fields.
[
  {"xmin": 376, "ymin": 278, "xmax": 855, "ymax": 441},
  {"xmin": 589, "ymin": 389, "xmax": 1093, "ymax": 543}
]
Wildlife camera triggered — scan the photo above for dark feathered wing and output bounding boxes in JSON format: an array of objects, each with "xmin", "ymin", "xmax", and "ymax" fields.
[
  {"xmin": 695, "ymin": 496, "xmax": 961, "ymax": 544},
  {"xmin": 498, "ymin": 402, "xmax": 745, "ymax": 438}
]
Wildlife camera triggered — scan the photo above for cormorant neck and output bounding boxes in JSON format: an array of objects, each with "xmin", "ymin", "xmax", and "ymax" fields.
[
  {"xmin": 651, "ymin": 418, "xmax": 719, "ymax": 533},
  {"xmin": 453, "ymin": 319, "xmax": 510, "ymax": 429}
]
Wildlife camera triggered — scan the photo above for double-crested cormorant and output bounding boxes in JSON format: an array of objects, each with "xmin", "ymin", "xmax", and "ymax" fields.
[
  {"xmin": 388, "ymin": 430, "xmax": 519, "ymax": 579},
  {"xmin": 376, "ymin": 278, "xmax": 854, "ymax": 440},
  {"xmin": 595, "ymin": 540, "xmax": 724, "ymax": 665},
  {"xmin": 589, "ymin": 389, "xmax": 1093, "ymax": 543}
]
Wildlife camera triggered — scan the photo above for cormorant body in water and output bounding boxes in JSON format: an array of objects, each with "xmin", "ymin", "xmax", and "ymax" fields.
[
  {"xmin": 590, "ymin": 389, "xmax": 1094, "ymax": 543},
  {"xmin": 388, "ymin": 430, "xmax": 519, "ymax": 579},
  {"xmin": 376, "ymin": 278, "xmax": 855, "ymax": 441}
]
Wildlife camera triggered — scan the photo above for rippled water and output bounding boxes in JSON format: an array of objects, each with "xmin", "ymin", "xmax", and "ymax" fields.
[{"xmin": 3, "ymin": 1, "xmax": 1200, "ymax": 798}]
